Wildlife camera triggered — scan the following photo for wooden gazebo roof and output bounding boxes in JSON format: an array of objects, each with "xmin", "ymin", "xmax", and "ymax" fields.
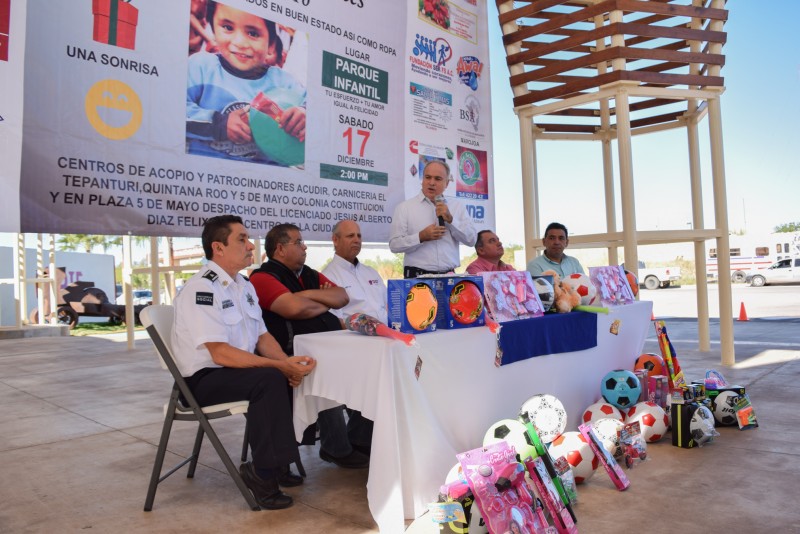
[{"xmin": 498, "ymin": 0, "xmax": 728, "ymax": 134}]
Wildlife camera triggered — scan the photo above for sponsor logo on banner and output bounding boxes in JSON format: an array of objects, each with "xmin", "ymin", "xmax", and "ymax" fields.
[
  {"xmin": 459, "ymin": 94, "xmax": 480, "ymax": 133},
  {"xmin": 409, "ymin": 139, "xmax": 419, "ymax": 154},
  {"xmin": 456, "ymin": 146, "xmax": 488, "ymax": 200},
  {"xmin": 457, "ymin": 55, "xmax": 483, "ymax": 90},
  {"xmin": 410, "ymin": 33, "xmax": 453, "ymax": 83},
  {"xmin": 409, "ymin": 82, "xmax": 452, "ymax": 106}
]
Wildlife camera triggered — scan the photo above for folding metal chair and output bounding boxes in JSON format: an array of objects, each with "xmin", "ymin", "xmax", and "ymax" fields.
[{"xmin": 141, "ymin": 305, "xmax": 259, "ymax": 511}]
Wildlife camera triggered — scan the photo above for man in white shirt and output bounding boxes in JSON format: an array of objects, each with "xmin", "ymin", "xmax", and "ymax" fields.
[
  {"xmin": 171, "ymin": 215, "xmax": 315, "ymax": 510},
  {"xmin": 321, "ymin": 219, "xmax": 382, "ymax": 454},
  {"xmin": 323, "ymin": 219, "xmax": 388, "ymax": 323},
  {"xmin": 389, "ymin": 160, "xmax": 477, "ymax": 278}
]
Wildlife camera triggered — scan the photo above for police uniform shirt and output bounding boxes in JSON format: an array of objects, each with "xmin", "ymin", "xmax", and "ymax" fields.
[
  {"xmin": 171, "ymin": 260, "xmax": 266, "ymax": 377},
  {"xmin": 322, "ymin": 254, "xmax": 388, "ymax": 323}
]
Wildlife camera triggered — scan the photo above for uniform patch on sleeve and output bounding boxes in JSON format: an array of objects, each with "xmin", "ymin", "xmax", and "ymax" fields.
[{"xmin": 196, "ymin": 292, "xmax": 214, "ymax": 306}]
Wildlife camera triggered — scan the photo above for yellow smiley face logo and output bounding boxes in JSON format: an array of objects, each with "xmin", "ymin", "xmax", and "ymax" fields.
[{"xmin": 84, "ymin": 79, "xmax": 143, "ymax": 140}]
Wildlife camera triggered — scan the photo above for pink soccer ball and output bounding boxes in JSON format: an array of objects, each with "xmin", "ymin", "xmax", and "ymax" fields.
[
  {"xmin": 582, "ymin": 400, "xmax": 624, "ymax": 425},
  {"xmin": 563, "ymin": 273, "xmax": 598, "ymax": 306},
  {"xmin": 547, "ymin": 431, "xmax": 598, "ymax": 484},
  {"xmin": 626, "ymin": 401, "xmax": 669, "ymax": 443}
]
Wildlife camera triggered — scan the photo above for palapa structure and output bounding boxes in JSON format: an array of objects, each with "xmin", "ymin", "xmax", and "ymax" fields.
[{"xmin": 495, "ymin": 0, "xmax": 736, "ymax": 362}]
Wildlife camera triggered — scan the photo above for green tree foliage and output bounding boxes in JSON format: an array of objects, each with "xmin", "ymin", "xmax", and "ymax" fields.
[
  {"xmin": 57, "ymin": 234, "xmax": 121, "ymax": 253},
  {"xmin": 774, "ymin": 222, "xmax": 800, "ymax": 233},
  {"xmin": 363, "ymin": 255, "xmax": 404, "ymax": 280}
]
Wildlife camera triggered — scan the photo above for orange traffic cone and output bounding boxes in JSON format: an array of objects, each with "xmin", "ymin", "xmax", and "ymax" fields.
[
  {"xmin": 738, "ymin": 302, "xmax": 749, "ymax": 321},
  {"xmin": 651, "ymin": 310, "xmax": 656, "ymax": 321}
]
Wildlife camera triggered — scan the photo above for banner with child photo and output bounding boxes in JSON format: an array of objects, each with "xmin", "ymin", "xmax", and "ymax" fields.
[{"xmin": 7, "ymin": 0, "xmax": 493, "ymax": 241}]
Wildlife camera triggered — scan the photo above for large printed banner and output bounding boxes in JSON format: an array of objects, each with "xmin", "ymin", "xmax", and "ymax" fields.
[{"xmin": 9, "ymin": 0, "xmax": 493, "ymax": 241}]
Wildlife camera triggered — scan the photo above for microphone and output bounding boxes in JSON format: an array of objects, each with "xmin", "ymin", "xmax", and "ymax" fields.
[{"xmin": 435, "ymin": 194, "xmax": 445, "ymax": 226}]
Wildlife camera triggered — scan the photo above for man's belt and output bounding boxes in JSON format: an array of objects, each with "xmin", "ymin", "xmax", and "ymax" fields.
[{"xmin": 403, "ymin": 266, "xmax": 453, "ymax": 278}]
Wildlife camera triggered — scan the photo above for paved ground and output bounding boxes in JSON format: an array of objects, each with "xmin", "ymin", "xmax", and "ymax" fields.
[{"xmin": 1, "ymin": 310, "xmax": 799, "ymax": 533}]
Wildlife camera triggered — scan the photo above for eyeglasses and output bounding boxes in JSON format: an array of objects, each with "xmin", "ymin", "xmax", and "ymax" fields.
[{"xmin": 286, "ymin": 239, "xmax": 305, "ymax": 247}]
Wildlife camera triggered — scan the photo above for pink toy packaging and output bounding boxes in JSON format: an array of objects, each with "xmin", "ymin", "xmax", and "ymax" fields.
[
  {"xmin": 524, "ymin": 456, "xmax": 577, "ymax": 534},
  {"xmin": 457, "ymin": 441, "xmax": 553, "ymax": 534},
  {"xmin": 578, "ymin": 423, "xmax": 630, "ymax": 490}
]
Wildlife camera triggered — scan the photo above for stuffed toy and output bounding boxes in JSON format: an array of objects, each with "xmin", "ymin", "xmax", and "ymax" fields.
[{"xmin": 542, "ymin": 270, "xmax": 581, "ymax": 313}]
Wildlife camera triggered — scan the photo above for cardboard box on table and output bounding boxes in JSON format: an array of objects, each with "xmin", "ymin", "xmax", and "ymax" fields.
[
  {"xmin": 431, "ymin": 275, "xmax": 486, "ymax": 329},
  {"xmin": 387, "ymin": 279, "xmax": 439, "ymax": 334},
  {"xmin": 92, "ymin": 0, "xmax": 139, "ymax": 50}
]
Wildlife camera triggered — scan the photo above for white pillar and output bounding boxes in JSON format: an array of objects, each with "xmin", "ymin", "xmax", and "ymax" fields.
[
  {"xmin": 519, "ymin": 114, "xmax": 539, "ymax": 264},
  {"xmin": 614, "ymin": 85, "xmax": 639, "ymax": 276},
  {"xmin": 124, "ymin": 234, "xmax": 135, "ymax": 349}
]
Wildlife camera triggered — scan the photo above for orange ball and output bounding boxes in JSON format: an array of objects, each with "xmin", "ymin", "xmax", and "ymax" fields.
[{"xmin": 406, "ymin": 283, "xmax": 438, "ymax": 330}]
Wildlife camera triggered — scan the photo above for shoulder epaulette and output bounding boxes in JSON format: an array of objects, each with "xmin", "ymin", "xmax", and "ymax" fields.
[{"xmin": 202, "ymin": 270, "xmax": 219, "ymax": 282}]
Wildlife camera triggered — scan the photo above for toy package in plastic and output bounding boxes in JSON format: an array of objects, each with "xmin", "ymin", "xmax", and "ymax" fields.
[
  {"xmin": 552, "ymin": 456, "xmax": 578, "ymax": 505},
  {"xmin": 619, "ymin": 421, "xmax": 648, "ymax": 469},
  {"xmin": 579, "ymin": 423, "xmax": 630, "ymax": 490},
  {"xmin": 457, "ymin": 441, "xmax": 554, "ymax": 534},
  {"xmin": 524, "ymin": 456, "xmax": 577, "ymax": 534},
  {"xmin": 734, "ymin": 394, "xmax": 759, "ymax": 430}
]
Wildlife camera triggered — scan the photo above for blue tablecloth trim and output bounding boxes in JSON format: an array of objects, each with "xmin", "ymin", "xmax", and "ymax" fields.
[{"xmin": 498, "ymin": 312, "xmax": 598, "ymax": 365}]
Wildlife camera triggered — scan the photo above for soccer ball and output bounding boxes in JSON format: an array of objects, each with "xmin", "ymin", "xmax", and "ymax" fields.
[
  {"xmin": 690, "ymin": 405, "xmax": 717, "ymax": 446},
  {"xmin": 483, "ymin": 419, "xmax": 538, "ymax": 462},
  {"xmin": 634, "ymin": 353, "xmax": 666, "ymax": 377},
  {"xmin": 582, "ymin": 401, "xmax": 623, "ymax": 425},
  {"xmin": 547, "ymin": 431, "xmax": 598, "ymax": 484},
  {"xmin": 626, "ymin": 401, "xmax": 669, "ymax": 442},
  {"xmin": 532, "ymin": 277, "xmax": 554, "ymax": 312},
  {"xmin": 562, "ymin": 273, "xmax": 598, "ymax": 306},
  {"xmin": 405, "ymin": 283, "xmax": 438, "ymax": 330},
  {"xmin": 712, "ymin": 390, "xmax": 741, "ymax": 426},
  {"xmin": 449, "ymin": 281, "xmax": 483, "ymax": 325},
  {"xmin": 518, "ymin": 394, "xmax": 567, "ymax": 444},
  {"xmin": 592, "ymin": 417, "xmax": 625, "ymax": 456},
  {"xmin": 601, "ymin": 369, "xmax": 641, "ymax": 410}
]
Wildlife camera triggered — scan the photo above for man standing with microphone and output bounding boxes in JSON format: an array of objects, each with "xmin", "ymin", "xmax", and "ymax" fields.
[{"xmin": 389, "ymin": 160, "xmax": 477, "ymax": 278}]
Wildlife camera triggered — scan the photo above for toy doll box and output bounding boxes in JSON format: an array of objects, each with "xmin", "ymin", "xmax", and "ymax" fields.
[
  {"xmin": 480, "ymin": 270, "xmax": 545, "ymax": 323},
  {"xmin": 431, "ymin": 275, "xmax": 486, "ymax": 330},
  {"xmin": 92, "ymin": 0, "xmax": 138, "ymax": 50},
  {"xmin": 387, "ymin": 279, "xmax": 438, "ymax": 334}
]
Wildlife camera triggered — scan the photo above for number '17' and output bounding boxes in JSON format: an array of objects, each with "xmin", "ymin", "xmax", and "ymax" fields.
[{"xmin": 342, "ymin": 128, "xmax": 370, "ymax": 157}]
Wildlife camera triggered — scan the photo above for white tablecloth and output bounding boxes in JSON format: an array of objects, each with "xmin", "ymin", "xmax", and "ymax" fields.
[{"xmin": 293, "ymin": 300, "xmax": 652, "ymax": 533}]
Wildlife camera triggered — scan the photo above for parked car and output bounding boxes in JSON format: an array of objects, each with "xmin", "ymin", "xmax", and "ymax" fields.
[
  {"xmin": 746, "ymin": 257, "xmax": 800, "ymax": 287},
  {"xmin": 623, "ymin": 261, "xmax": 682, "ymax": 290},
  {"xmin": 116, "ymin": 289, "xmax": 153, "ymax": 306}
]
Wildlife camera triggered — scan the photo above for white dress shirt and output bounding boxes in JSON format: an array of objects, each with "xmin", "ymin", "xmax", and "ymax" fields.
[
  {"xmin": 388, "ymin": 192, "xmax": 477, "ymax": 272},
  {"xmin": 171, "ymin": 260, "xmax": 266, "ymax": 377},
  {"xmin": 322, "ymin": 254, "xmax": 388, "ymax": 323}
]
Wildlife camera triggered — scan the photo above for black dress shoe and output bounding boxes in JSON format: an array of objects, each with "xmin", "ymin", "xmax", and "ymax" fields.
[
  {"xmin": 239, "ymin": 462, "xmax": 294, "ymax": 510},
  {"xmin": 278, "ymin": 465, "xmax": 304, "ymax": 487},
  {"xmin": 319, "ymin": 448, "xmax": 370, "ymax": 469}
]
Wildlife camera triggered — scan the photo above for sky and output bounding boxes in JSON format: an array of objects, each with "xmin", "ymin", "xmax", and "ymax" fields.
[
  {"xmin": 487, "ymin": 0, "xmax": 800, "ymax": 250},
  {"xmin": 3, "ymin": 0, "xmax": 798, "ymax": 268}
]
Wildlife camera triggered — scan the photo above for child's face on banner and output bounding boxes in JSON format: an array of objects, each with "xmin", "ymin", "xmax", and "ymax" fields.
[{"xmin": 212, "ymin": 4, "xmax": 271, "ymax": 72}]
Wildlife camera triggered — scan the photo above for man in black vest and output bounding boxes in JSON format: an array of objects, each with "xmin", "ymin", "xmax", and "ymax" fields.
[{"xmin": 250, "ymin": 223, "xmax": 370, "ymax": 469}]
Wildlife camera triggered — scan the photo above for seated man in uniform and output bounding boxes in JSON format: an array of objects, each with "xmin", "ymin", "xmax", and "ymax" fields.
[{"xmin": 171, "ymin": 215, "xmax": 315, "ymax": 510}]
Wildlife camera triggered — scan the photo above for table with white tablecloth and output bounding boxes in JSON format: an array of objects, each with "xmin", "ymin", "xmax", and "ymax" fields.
[{"xmin": 293, "ymin": 300, "xmax": 652, "ymax": 533}]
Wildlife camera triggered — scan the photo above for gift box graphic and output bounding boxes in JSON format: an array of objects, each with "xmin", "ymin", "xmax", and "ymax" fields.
[{"xmin": 92, "ymin": 0, "xmax": 138, "ymax": 50}]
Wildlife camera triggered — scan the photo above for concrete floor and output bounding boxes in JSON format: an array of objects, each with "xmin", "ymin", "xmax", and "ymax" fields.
[{"xmin": 1, "ymin": 320, "xmax": 799, "ymax": 533}]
